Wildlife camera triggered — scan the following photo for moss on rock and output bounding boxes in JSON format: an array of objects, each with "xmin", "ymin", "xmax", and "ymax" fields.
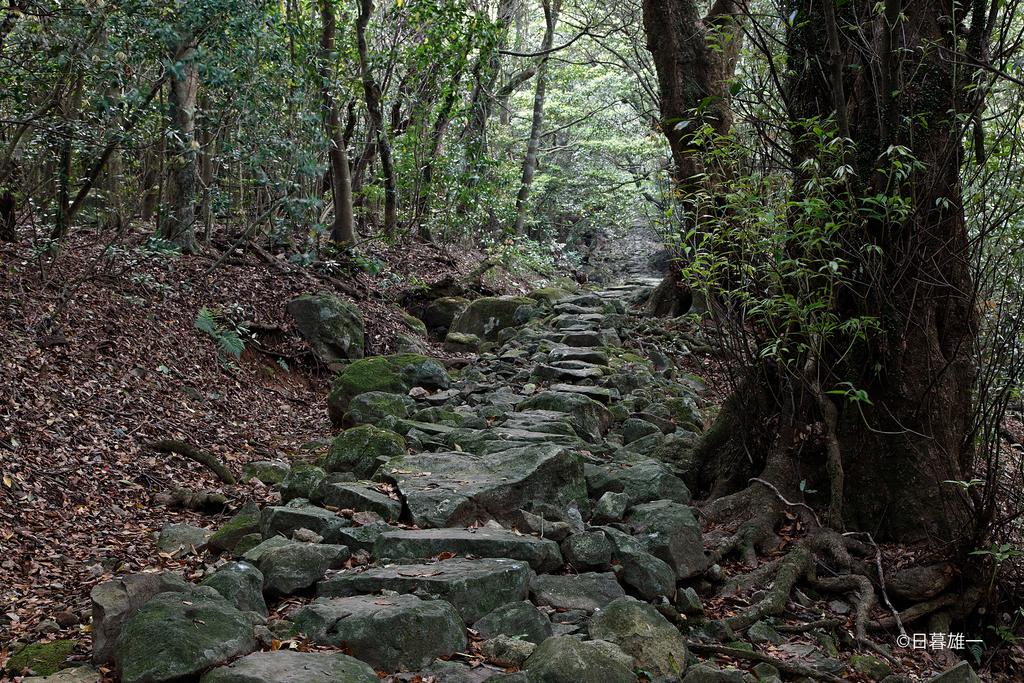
[
  {"xmin": 6, "ymin": 640, "xmax": 75, "ymax": 676},
  {"xmin": 323, "ymin": 425, "xmax": 406, "ymax": 478}
]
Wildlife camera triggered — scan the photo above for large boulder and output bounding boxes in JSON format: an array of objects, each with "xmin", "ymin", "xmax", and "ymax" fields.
[
  {"xmin": 291, "ymin": 594, "xmax": 466, "ymax": 671},
  {"xmin": 378, "ymin": 444, "xmax": 587, "ymax": 528},
  {"xmin": 589, "ymin": 596, "xmax": 688, "ymax": 679},
  {"xmin": 201, "ymin": 651, "xmax": 377, "ymax": 683},
  {"xmin": 328, "ymin": 355, "xmax": 450, "ymax": 424},
  {"xmin": 450, "ymin": 296, "xmax": 536, "ymax": 342},
  {"xmin": 374, "ymin": 527, "xmax": 563, "ymax": 572},
  {"xmin": 90, "ymin": 571, "xmax": 190, "ymax": 664},
  {"xmin": 529, "ymin": 572, "xmax": 624, "ymax": 613},
  {"xmin": 517, "ymin": 391, "xmax": 613, "ymax": 443},
  {"xmin": 279, "ymin": 464, "xmax": 328, "ymax": 504},
  {"xmin": 602, "ymin": 527, "xmax": 677, "ymax": 601},
  {"xmin": 323, "ymin": 425, "xmax": 405, "ymax": 479},
  {"xmin": 421, "ymin": 296, "xmax": 469, "ymax": 337},
  {"xmin": 586, "ymin": 460, "xmax": 691, "ymax": 506},
  {"xmin": 113, "ymin": 588, "xmax": 258, "ymax": 683},
  {"xmin": 317, "ymin": 557, "xmax": 530, "ymax": 623},
  {"xmin": 200, "ymin": 562, "xmax": 268, "ymax": 616},
  {"xmin": 258, "ymin": 542, "xmax": 350, "ymax": 595},
  {"xmin": 208, "ymin": 502, "xmax": 262, "ymax": 553},
  {"xmin": 343, "ymin": 391, "xmax": 415, "ymax": 427},
  {"xmin": 286, "ymin": 293, "xmax": 364, "ymax": 363},
  {"xmin": 259, "ymin": 503, "xmax": 349, "ymax": 544},
  {"xmin": 523, "ymin": 637, "xmax": 637, "ymax": 683},
  {"xmin": 624, "ymin": 500, "xmax": 708, "ymax": 579},
  {"xmin": 473, "ymin": 601, "xmax": 553, "ymax": 645}
]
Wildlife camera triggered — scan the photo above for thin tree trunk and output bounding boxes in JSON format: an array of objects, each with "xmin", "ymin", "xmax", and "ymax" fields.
[
  {"xmin": 320, "ymin": 0, "xmax": 356, "ymax": 246},
  {"xmin": 513, "ymin": 0, "xmax": 560, "ymax": 236},
  {"xmin": 52, "ymin": 75, "xmax": 83, "ymax": 239},
  {"xmin": 356, "ymin": 0, "xmax": 396, "ymax": 236},
  {"xmin": 163, "ymin": 41, "xmax": 200, "ymax": 252}
]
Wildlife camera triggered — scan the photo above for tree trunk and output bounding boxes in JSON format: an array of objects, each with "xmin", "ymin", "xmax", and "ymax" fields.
[
  {"xmin": 513, "ymin": 0, "xmax": 560, "ymax": 236},
  {"xmin": 163, "ymin": 41, "xmax": 200, "ymax": 253},
  {"xmin": 642, "ymin": 0, "xmax": 742, "ymax": 315},
  {"xmin": 320, "ymin": 0, "xmax": 356, "ymax": 247},
  {"xmin": 781, "ymin": 0, "xmax": 981, "ymax": 544},
  {"xmin": 52, "ymin": 75, "xmax": 83, "ymax": 239},
  {"xmin": 356, "ymin": 0, "xmax": 396, "ymax": 236}
]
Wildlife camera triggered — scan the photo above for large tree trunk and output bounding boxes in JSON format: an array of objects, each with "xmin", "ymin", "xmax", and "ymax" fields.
[
  {"xmin": 163, "ymin": 41, "xmax": 200, "ymax": 252},
  {"xmin": 356, "ymin": 0, "xmax": 396, "ymax": 236},
  {"xmin": 784, "ymin": 0, "xmax": 980, "ymax": 545},
  {"xmin": 513, "ymin": 0, "xmax": 559, "ymax": 236},
  {"xmin": 320, "ymin": 0, "xmax": 356, "ymax": 247},
  {"xmin": 642, "ymin": 0, "xmax": 742, "ymax": 316}
]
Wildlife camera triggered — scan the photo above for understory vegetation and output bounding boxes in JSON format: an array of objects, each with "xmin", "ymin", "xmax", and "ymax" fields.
[{"xmin": 3, "ymin": 0, "xmax": 1024, "ymax": 680}]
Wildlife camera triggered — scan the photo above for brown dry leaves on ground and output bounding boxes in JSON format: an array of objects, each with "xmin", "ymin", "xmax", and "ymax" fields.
[{"xmin": 0, "ymin": 229, "xmax": 525, "ymax": 661}]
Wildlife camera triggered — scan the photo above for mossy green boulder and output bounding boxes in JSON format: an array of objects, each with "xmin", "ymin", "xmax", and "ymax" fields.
[
  {"xmin": 286, "ymin": 293, "xmax": 364, "ymax": 364},
  {"xmin": 6, "ymin": 640, "xmax": 76, "ymax": 676},
  {"xmin": 589, "ymin": 596, "xmax": 688, "ymax": 679},
  {"xmin": 113, "ymin": 588, "xmax": 258, "ymax": 683},
  {"xmin": 278, "ymin": 463, "xmax": 327, "ymax": 504},
  {"xmin": 208, "ymin": 502, "xmax": 262, "ymax": 553},
  {"xmin": 421, "ymin": 296, "xmax": 469, "ymax": 336},
  {"xmin": 343, "ymin": 391, "xmax": 414, "ymax": 427},
  {"xmin": 449, "ymin": 296, "xmax": 535, "ymax": 342},
  {"xmin": 323, "ymin": 424, "xmax": 406, "ymax": 478},
  {"xmin": 327, "ymin": 354, "xmax": 449, "ymax": 424}
]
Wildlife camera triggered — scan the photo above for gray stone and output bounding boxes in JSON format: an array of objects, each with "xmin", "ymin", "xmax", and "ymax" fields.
[
  {"xmin": 473, "ymin": 601, "xmax": 553, "ymax": 644},
  {"xmin": 746, "ymin": 620, "xmax": 784, "ymax": 645},
  {"xmin": 240, "ymin": 461, "xmax": 290, "ymax": 485},
  {"xmin": 240, "ymin": 536, "xmax": 292, "ymax": 565},
  {"xmin": 200, "ymin": 651, "xmax": 377, "ymax": 683},
  {"xmin": 201, "ymin": 562, "xmax": 268, "ymax": 616},
  {"xmin": 422, "ymin": 297, "xmax": 469, "ymax": 337},
  {"xmin": 22, "ymin": 667, "xmax": 101, "ymax": 683},
  {"xmin": 90, "ymin": 571, "xmax": 189, "ymax": 664},
  {"xmin": 286, "ymin": 293, "xmax": 364, "ymax": 363},
  {"xmin": 529, "ymin": 572, "xmax": 625, "ymax": 613},
  {"xmin": 929, "ymin": 662, "xmax": 982, "ymax": 683},
  {"xmin": 156, "ymin": 523, "xmax": 212, "ymax": 558},
  {"xmin": 593, "ymin": 491, "xmax": 629, "ymax": 524},
  {"xmin": 378, "ymin": 445, "xmax": 587, "ymax": 529},
  {"xmin": 344, "ymin": 391, "xmax": 415, "ymax": 427},
  {"xmin": 292, "ymin": 594, "xmax": 466, "ymax": 671},
  {"xmin": 375, "ymin": 527, "xmax": 562, "ymax": 572},
  {"xmin": 681, "ymin": 663, "xmax": 747, "ymax": 682},
  {"xmin": 208, "ymin": 502, "xmax": 262, "ymax": 553},
  {"xmin": 481, "ymin": 635, "xmax": 535, "ymax": 668},
  {"xmin": 279, "ymin": 464, "xmax": 328, "ymax": 504},
  {"xmin": 561, "ymin": 531, "xmax": 612, "ymax": 570},
  {"xmin": 602, "ymin": 527, "xmax": 677, "ymax": 601},
  {"xmin": 113, "ymin": 588, "xmax": 258, "ymax": 683},
  {"xmin": 451, "ymin": 296, "xmax": 536, "ymax": 342},
  {"xmin": 625, "ymin": 500, "xmax": 708, "ymax": 578},
  {"xmin": 523, "ymin": 637, "xmax": 637, "ymax": 683},
  {"xmin": 259, "ymin": 542, "xmax": 350, "ymax": 595},
  {"xmin": 260, "ymin": 504, "xmax": 349, "ymax": 544},
  {"xmin": 317, "ymin": 557, "xmax": 530, "ymax": 623},
  {"xmin": 621, "ymin": 418, "xmax": 662, "ymax": 445},
  {"xmin": 314, "ymin": 481, "xmax": 401, "ymax": 522},
  {"xmin": 517, "ymin": 392, "xmax": 613, "ymax": 443},
  {"xmin": 589, "ymin": 596, "xmax": 688, "ymax": 678},
  {"xmin": 323, "ymin": 425, "xmax": 406, "ymax": 479},
  {"xmin": 589, "ymin": 460, "xmax": 691, "ymax": 506}
]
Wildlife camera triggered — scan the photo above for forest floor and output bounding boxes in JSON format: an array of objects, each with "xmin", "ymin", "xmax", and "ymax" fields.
[
  {"xmin": 0, "ymin": 228, "xmax": 538, "ymax": 648},
  {"xmin": 1, "ymin": 225, "xmax": 1020, "ymax": 682}
]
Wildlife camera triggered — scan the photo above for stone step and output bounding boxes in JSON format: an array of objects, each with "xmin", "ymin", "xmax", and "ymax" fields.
[{"xmin": 374, "ymin": 527, "xmax": 563, "ymax": 572}]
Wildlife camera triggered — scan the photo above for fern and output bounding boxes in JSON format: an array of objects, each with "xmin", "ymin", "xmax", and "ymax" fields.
[{"xmin": 195, "ymin": 307, "xmax": 247, "ymax": 364}]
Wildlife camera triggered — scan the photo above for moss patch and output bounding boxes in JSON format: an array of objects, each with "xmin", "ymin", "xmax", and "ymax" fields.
[{"xmin": 7, "ymin": 640, "xmax": 75, "ymax": 676}]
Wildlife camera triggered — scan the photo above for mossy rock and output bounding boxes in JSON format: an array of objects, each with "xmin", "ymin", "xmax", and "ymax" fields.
[
  {"xmin": 527, "ymin": 287, "xmax": 569, "ymax": 306},
  {"xmin": 444, "ymin": 332, "xmax": 480, "ymax": 353},
  {"xmin": 849, "ymin": 654, "xmax": 892, "ymax": 681},
  {"xmin": 323, "ymin": 425, "xmax": 406, "ymax": 478},
  {"xmin": 400, "ymin": 311, "xmax": 429, "ymax": 336},
  {"xmin": 327, "ymin": 354, "xmax": 449, "ymax": 425},
  {"xmin": 6, "ymin": 640, "xmax": 75, "ymax": 676},
  {"xmin": 286, "ymin": 293, "xmax": 364, "ymax": 364},
  {"xmin": 278, "ymin": 462, "xmax": 327, "ymax": 504},
  {"xmin": 449, "ymin": 296, "xmax": 535, "ymax": 342},
  {"xmin": 208, "ymin": 502, "xmax": 261, "ymax": 553},
  {"xmin": 421, "ymin": 297, "xmax": 469, "ymax": 337},
  {"xmin": 344, "ymin": 391, "xmax": 415, "ymax": 427}
]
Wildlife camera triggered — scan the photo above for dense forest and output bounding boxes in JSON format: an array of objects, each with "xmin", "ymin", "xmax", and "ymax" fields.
[{"xmin": 2, "ymin": 0, "xmax": 1024, "ymax": 681}]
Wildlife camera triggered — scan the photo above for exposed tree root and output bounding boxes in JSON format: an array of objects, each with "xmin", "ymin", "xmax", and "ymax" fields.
[
  {"xmin": 726, "ymin": 545, "xmax": 814, "ymax": 630},
  {"xmin": 686, "ymin": 642, "xmax": 848, "ymax": 683},
  {"xmin": 147, "ymin": 438, "xmax": 237, "ymax": 485}
]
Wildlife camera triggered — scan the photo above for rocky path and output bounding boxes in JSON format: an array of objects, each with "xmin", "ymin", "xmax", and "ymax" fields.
[{"xmin": 24, "ymin": 279, "xmax": 973, "ymax": 682}]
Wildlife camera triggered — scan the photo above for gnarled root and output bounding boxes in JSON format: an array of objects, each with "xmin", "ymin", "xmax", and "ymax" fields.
[{"xmin": 726, "ymin": 545, "xmax": 814, "ymax": 630}]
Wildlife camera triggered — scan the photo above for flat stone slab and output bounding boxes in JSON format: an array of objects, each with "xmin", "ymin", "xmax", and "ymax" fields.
[
  {"xmin": 378, "ymin": 444, "xmax": 587, "ymax": 529},
  {"xmin": 318, "ymin": 557, "xmax": 530, "ymax": 623},
  {"xmin": 291, "ymin": 594, "xmax": 466, "ymax": 672},
  {"xmin": 548, "ymin": 383, "xmax": 618, "ymax": 404},
  {"xmin": 314, "ymin": 482, "xmax": 402, "ymax": 522},
  {"xmin": 529, "ymin": 572, "xmax": 625, "ymax": 613},
  {"xmin": 374, "ymin": 528, "xmax": 563, "ymax": 572},
  {"xmin": 200, "ymin": 651, "xmax": 377, "ymax": 683}
]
